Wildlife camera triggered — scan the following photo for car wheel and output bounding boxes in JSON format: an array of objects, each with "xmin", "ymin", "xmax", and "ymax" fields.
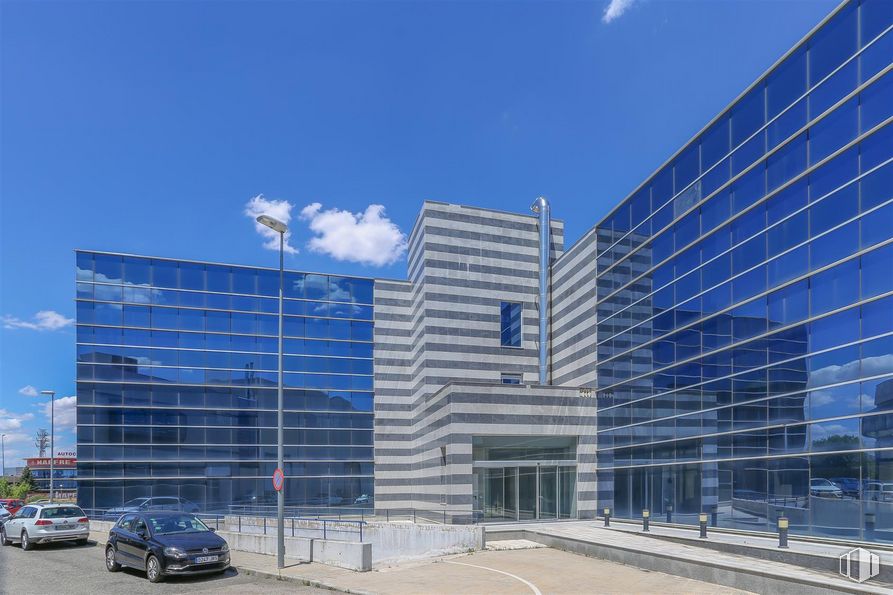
[
  {"xmin": 106, "ymin": 546, "xmax": 121, "ymax": 572},
  {"xmin": 21, "ymin": 530, "xmax": 33, "ymax": 551},
  {"xmin": 146, "ymin": 554, "xmax": 163, "ymax": 583},
  {"xmin": 0, "ymin": 527, "xmax": 10, "ymax": 546}
]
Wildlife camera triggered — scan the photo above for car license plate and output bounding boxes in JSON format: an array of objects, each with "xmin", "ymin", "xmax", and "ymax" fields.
[
  {"xmin": 194, "ymin": 555, "xmax": 218, "ymax": 563},
  {"xmin": 56, "ymin": 524, "xmax": 74, "ymax": 530}
]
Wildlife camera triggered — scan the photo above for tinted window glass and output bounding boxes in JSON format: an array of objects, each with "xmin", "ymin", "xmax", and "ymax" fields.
[
  {"xmin": 861, "ymin": 71, "xmax": 893, "ymax": 133},
  {"xmin": 808, "ymin": 2, "xmax": 857, "ymax": 84},
  {"xmin": 811, "ymin": 259, "xmax": 859, "ymax": 315},
  {"xmin": 767, "ymin": 47, "xmax": 807, "ymax": 119},
  {"xmin": 767, "ymin": 133, "xmax": 806, "ymax": 191},
  {"xmin": 809, "ymin": 147, "xmax": 858, "ymax": 201},
  {"xmin": 122, "ymin": 257, "xmax": 150, "ymax": 286},
  {"xmin": 809, "ymin": 97, "xmax": 858, "ymax": 165},
  {"xmin": 701, "ymin": 116, "xmax": 730, "ymax": 171},
  {"xmin": 731, "ymin": 85, "xmax": 766, "ymax": 147},
  {"xmin": 500, "ymin": 302, "xmax": 522, "ymax": 348},
  {"xmin": 862, "ymin": 0, "xmax": 893, "ymax": 45},
  {"xmin": 40, "ymin": 506, "xmax": 85, "ymax": 519}
]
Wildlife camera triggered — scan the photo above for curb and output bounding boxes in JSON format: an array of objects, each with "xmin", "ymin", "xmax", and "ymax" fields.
[{"xmin": 235, "ymin": 564, "xmax": 375, "ymax": 595}]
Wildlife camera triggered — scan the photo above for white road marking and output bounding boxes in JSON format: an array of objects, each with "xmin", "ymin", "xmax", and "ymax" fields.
[{"xmin": 444, "ymin": 559, "xmax": 543, "ymax": 595}]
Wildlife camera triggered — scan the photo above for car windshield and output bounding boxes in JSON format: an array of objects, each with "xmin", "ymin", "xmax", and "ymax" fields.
[
  {"xmin": 147, "ymin": 514, "xmax": 209, "ymax": 535},
  {"xmin": 41, "ymin": 506, "xmax": 85, "ymax": 519},
  {"xmin": 122, "ymin": 498, "xmax": 149, "ymax": 507}
]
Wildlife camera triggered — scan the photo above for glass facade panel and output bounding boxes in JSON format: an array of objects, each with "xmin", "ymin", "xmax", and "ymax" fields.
[
  {"xmin": 500, "ymin": 301, "xmax": 523, "ymax": 348},
  {"xmin": 594, "ymin": 0, "xmax": 893, "ymax": 542},
  {"xmin": 76, "ymin": 252, "xmax": 374, "ymax": 513}
]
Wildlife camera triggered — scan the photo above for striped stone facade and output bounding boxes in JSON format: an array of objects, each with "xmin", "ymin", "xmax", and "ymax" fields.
[
  {"xmin": 551, "ymin": 227, "xmax": 598, "ymax": 388},
  {"xmin": 374, "ymin": 201, "xmax": 601, "ymax": 521}
]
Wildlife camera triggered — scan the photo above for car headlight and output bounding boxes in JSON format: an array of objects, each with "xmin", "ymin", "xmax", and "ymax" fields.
[
  {"xmin": 163, "ymin": 547, "xmax": 187, "ymax": 559},
  {"xmin": 220, "ymin": 543, "xmax": 229, "ymax": 553}
]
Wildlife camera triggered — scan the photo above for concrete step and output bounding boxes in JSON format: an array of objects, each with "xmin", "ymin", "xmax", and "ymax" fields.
[
  {"xmin": 485, "ymin": 539, "xmax": 547, "ymax": 551},
  {"xmin": 486, "ymin": 522, "xmax": 893, "ymax": 594}
]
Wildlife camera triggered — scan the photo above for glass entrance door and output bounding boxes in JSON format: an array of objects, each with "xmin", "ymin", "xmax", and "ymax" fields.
[
  {"xmin": 474, "ymin": 465, "xmax": 576, "ymax": 521},
  {"xmin": 539, "ymin": 466, "xmax": 558, "ymax": 519},
  {"xmin": 518, "ymin": 467, "xmax": 537, "ymax": 520}
]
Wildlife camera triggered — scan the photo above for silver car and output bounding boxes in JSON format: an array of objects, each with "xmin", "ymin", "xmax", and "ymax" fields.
[
  {"xmin": 0, "ymin": 504, "xmax": 90, "ymax": 550},
  {"xmin": 0, "ymin": 504, "xmax": 11, "ymax": 525}
]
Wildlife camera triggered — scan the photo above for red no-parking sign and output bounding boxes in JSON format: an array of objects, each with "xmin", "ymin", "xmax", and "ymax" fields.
[{"xmin": 272, "ymin": 468, "xmax": 285, "ymax": 492}]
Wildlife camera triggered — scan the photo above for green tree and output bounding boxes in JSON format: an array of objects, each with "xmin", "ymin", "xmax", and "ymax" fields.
[
  {"xmin": 10, "ymin": 481, "xmax": 30, "ymax": 500},
  {"xmin": 0, "ymin": 477, "xmax": 9, "ymax": 498},
  {"xmin": 19, "ymin": 467, "xmax": 35, "ymax": 492}
]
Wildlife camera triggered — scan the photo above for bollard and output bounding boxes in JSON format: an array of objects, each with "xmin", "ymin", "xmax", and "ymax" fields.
[
  {"xmin": 778, "ymin": 517, "xmax": 789, "ymax": 548},
  {"xmin": 699, "ymin": 513, "xmax": 708, "ymax": 539},
  {"xmin": 666, "ymin": 505, "xmax": 673, "ymax": 524},
  {"xmin": 642, "ymin": 509, "xmax": 650, "ymax": 532},
  {"xmin": 603, "ymin": 507, "xmax": 611, "ymax": 527}
]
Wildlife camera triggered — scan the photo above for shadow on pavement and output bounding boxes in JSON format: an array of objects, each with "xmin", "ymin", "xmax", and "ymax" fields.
[{"xmin": 116, "ymin": 565, "xmax": 238, "ymax": 584}]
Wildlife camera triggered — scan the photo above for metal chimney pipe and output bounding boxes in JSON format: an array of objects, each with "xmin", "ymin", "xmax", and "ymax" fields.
[{"xmin": 530, "ymin": 196, "xmax": 551, "ymax": 385}]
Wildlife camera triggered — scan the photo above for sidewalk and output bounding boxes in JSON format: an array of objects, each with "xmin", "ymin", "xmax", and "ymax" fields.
[
  {"xmin": 230, "ymin": 546, "xmax": 750, "ymax": 594},
  {"xmin": 491, "ymin": 522, "xmax": 893, "ymax": 594}
]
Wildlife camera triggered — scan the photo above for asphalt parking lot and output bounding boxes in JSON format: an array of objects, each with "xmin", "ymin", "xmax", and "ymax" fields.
[{"xmin": 0, "ymin": 538, "xmax": 327, "ymax": 595}]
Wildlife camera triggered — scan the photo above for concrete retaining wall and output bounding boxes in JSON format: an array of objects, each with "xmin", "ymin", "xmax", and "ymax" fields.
[
  {"xmin": 218, "ymin": 530, "xmax": 312, "ymax": 563},
  {"xmin": 224, "ymin": 515, "xmax": 484, "ymax": 566},
  {"xmin": 89, "ymin": 520, "xmax": 115, "ymax": 534},
  {"xmin": 365, "ymin": 521, "xmax": 483, "ymax": 565}
]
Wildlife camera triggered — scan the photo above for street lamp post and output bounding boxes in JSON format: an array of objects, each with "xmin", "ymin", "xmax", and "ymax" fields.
[
  {"xmin": 40, "ymin": 390, "xmax": 56, "ymax": 502},
  {"xmin": 256, "ymin": 214, "xmax": 288, "ymax": 570},
  {"xmin": 1, "ymin": 434, "xmax": 6, "ymax": 479}
]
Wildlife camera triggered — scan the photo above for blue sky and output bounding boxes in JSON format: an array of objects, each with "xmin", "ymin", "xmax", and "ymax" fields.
[{"xmin": 0, "ymin": 0, "xmax": 838, "ymax": 469}]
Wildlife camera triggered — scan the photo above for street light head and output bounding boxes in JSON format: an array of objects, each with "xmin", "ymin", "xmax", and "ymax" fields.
[
  {"xmin": 256, "ymin": 215, "xmax": 288, "ymax": 234},
  {"xmin": 40, "ymin": 390, "xmax": 55, "ymax": 396}
]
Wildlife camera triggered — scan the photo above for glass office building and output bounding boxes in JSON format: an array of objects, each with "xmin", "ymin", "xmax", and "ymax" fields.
[
  {"xmin": 595, "ymin": 0, "xmax": 893, "ymax": 542},
  {"xmin": 74, "ymin": 251, "xmax": 374, "ymax": 512}
]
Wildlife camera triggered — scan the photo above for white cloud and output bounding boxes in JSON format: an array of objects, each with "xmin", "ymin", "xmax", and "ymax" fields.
[
  {"xmin": 0, "ymin": 409, "xmax": 35, "ymax": 432},
  {"xmin": 300, "ymin": 203, "xmax": 408, "ymax": 266},
  {"xmin": 602, "ymin": 0, "xmax": 636, "ymax": 23},
  {"xmin": 807, "ymin": 354, "xmax": 893, "ymax": 389},
  {"xmin": 42, "ymin": 396, "xmax": 77, "ymax": 431},
  {"xmin": 810, "ymin": 422, "xmax": 854, "ymax": 442},
  {"xmin": 0, "ymin": 431, "xmax": 33, "ymax": 468},
  {"xmin": 2, "ymin": 310, "xmax": 73, "ymax": 331},
  {"xmin": 244, "ymin": 194, "xmax": 298, "ymax": 255},
  {"xmin": 18, "ymin": 385, "xmax": 38, "ymax": 397}
]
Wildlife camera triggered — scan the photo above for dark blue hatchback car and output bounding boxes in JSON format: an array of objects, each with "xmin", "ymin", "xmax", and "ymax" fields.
[{"xmin": 105, "ymin": 512, "xmax": 230, "ymax": 583}]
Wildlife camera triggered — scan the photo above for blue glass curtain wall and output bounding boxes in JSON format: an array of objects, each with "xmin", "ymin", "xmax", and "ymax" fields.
[
  {"xmin": 594, "ymin": 0, "xmax": 893, "ymax": 542},
  {"xmin": 75, "ymin": 252, "xmax": 374, "ymax": 512}
]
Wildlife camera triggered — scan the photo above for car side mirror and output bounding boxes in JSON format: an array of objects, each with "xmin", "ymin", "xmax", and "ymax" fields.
[
  {"xmin": 208, "ymin": 527, "xmax": 215, "ymax": 532},
  {"xmin": 139, "ymin": 530, "xmax": 149, "ymax": 540}
]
